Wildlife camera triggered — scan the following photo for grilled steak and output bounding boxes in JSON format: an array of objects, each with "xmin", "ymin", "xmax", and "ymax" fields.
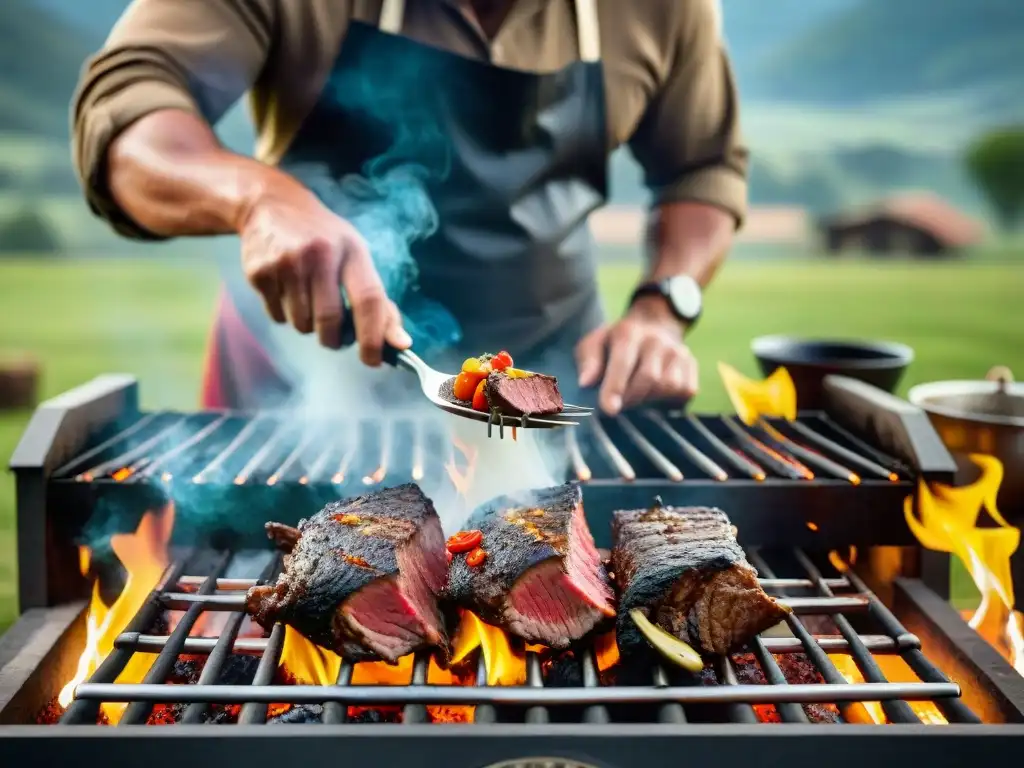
[
  {"xmin": 245, "ymin": 483, "xmax": 448, "ymax": 663},
  {"xmin": 484, "ymin": 370, "xmax": 563, "ymax": 416},
  {"xmin": 445, "ymin": 482, "xmax": 615, "ymax": 647},
  {"xmin": 612, "ymin": 503, "xmax": 789, "ymax": 656}
]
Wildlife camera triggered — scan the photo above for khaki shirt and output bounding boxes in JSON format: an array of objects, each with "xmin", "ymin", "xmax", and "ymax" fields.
[{"xmin": 73, "ymin": 0, "xmax": 749, "ymax": 239}]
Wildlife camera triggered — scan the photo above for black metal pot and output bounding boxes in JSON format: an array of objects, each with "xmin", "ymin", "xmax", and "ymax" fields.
[
  {"xmin": 751, "ymin": 336, "xmax": 914, "ymax": 410},
  {"xmin": 908, "ymin": 366, "xmax": 1024, "ymax": 517}
]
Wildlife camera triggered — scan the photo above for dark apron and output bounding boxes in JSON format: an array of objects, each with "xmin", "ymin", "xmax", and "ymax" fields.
[{"xmin": 203, "ymin": 0, "xmax": 609, "ymax": 409}]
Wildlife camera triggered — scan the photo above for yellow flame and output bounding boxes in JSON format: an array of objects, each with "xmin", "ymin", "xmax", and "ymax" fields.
[
  {"xmin": 718, "ymin": 362, "xmax": 797, "ymax": 425},
  {"xmin": 59, "ymin": 503, "xmax": 176, "ymax": 723},
  {"xmin": 451, "ymin": 611, "xmax": 526, "ymax": 686},
  {"xmin": 828, "ymin": 654, "xmax": 946, "ymax": 724},
  {"xmin": 905, "ymin": 454, "xmax": 1023, "ymax": 674}
]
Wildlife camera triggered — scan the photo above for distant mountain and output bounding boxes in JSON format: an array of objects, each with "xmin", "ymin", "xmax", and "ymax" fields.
[
  {"xmin": 720, "ymin": 0, "xmax": 857, "ymax": 97},
  {"xmin": 0, "ymin": 0, "xmax": 92, "ymax": 138},
  {"xmin": 749, "ymin": 0, "xmax": 1024, "ymax": 107}
]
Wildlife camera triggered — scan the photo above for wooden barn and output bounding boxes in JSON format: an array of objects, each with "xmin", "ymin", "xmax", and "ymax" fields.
[{"xmin": 820, "ymin": 193, "xmax": 984, "ymax": 256}]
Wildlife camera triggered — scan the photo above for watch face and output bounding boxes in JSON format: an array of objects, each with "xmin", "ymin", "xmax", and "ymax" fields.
[{"xmin": 667, "ymin": 276, "xmax": 702, "ymax": 320}]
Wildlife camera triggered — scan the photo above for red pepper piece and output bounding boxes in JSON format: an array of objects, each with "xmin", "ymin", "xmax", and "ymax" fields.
[
  {"xmin": 466, "ymin": 547, "xmax": 487, "ymax": 567},
  {"xmin": 471, "ymin": 378, "xmax": 488, "ymax": 411},
  {"xmin": 446, "ymin": 529, "xmax": 483, "ymax": 553}
]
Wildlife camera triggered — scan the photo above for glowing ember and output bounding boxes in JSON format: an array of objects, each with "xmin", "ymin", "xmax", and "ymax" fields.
[
  {"xmin": 59, "ymin": 502, "xmax": 176, "ymax": 723},
  {"xmin": 717, "ymin": 362, "xmax": 796, "ymax": 425},
  {"xmin": 828, "ymin": 653, "xmax": 947, "ymax": 724},
  {"xmin": 828, "ymin": 546, "xmax": 858, "ymax": 573},
  {"xmin": 905, "ymin": 454, "xmax": 1023, "ymax": 675}
]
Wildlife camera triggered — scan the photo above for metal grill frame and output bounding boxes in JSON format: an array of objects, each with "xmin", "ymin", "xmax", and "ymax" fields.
[{"xmin": 53, "ymin": 547, "xmax": 975, "ymax": 728}]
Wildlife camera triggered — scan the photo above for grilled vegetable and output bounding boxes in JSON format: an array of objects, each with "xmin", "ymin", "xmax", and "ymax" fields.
[
  {"xmin": 466, "ymin": 547, "xmax": 487, "ymax": 567},
  {"xmin": 629, "ymin": 609, "xmax": 703, "ymax": 673},
  {"xmin": 491, "ymin": 350, "xmax": 514, "ymax": 371},
  {"xmin": 471, "ymin": 379, "xmax": 488, "ymax": 411},
  {"xmin": 453, "ymin": 371, "xmax": 484, "ymax": 401},
  {"xmin": 447, "ymin": 530, "xmax": 483, "ymax": 553}
]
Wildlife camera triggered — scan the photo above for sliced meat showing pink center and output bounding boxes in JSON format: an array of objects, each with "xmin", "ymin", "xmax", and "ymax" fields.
[
  {"xmin": 340, "ymin": 577, "xmax": 433, "ymax": 663},
  {"xmin": 503, "ymin": 503, "xmax": 614, "ymax": 648},
  {"xmin": 394, "ymin": 518, "xmax": 447, "ymax": 645}
]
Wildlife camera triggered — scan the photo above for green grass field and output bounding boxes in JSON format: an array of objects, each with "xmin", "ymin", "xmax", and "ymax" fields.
[{"xmin": 1, "ymin": 251, "xmax": 1021, "ymax": 630}]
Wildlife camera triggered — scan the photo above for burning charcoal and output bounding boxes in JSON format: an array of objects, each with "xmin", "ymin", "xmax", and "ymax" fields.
[
  {"xmin": 269, "ymin": 704, "xmax": 324, "ymax": 724},
  {"xmin": 348, "ymin": 707, "xmax": 402, "ymax": 723},
  {"xmin": 544, "ymin": 652, "xmax": 584, "ymax": 688},
  {"xmin": 446, "ymin": 483, "xmax": 615, "ymax": 648},
  {"xmin": 170, "ymin": 657, "xmax": 204, "ymax": 684},
  {"xmin": 246, "ymin": 484, "xmax": 449, "ymax": 663},
  {"xmin": 612, "ymin": 504, "xmax": 789, "ymax": 657},
  {"xmin": 215, "ymin": 654, "xmax": 260, "ymax": 686}
]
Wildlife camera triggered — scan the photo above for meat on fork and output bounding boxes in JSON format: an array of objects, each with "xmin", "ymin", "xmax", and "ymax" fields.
[
  {"xmin": 612, "ymin": 503, "xmax": 790, "ymax": 657},
  {"xmin": 246, "ymin": 484, "xmax": 449, "ymax": 663},
  {"xmin": 445, "ymin": 482, "xmax": 615, "ymax": 648}
]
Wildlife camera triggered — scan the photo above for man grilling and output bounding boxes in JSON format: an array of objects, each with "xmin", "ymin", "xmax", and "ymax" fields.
[{"xmin": 72, "ymin": 0, "xmax": 747, "ymax": 414}]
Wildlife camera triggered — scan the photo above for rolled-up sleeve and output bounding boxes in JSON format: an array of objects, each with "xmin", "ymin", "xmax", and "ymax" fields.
[
  {"xmin": 72, "ymin": 0, "xmax": 277, "ymax": 239},
  {"xmin": 627, "ymin": 0, "xmax": 749, "ymax": 226}
]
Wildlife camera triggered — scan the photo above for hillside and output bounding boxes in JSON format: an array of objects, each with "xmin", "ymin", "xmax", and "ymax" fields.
[
  {"xmin": 751, "ymin": 0, "xmax": 1024, "ymax": 108},
  {"xmin": 0, "ymin": 0, "xmax": 93, "ymax": 138}
]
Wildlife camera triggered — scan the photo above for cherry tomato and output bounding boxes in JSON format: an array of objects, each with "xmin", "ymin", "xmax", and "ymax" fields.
[
  {"xmin": 466, "ymin": 547, "xmax": 487, "ymax": 567},
  {"xmin": 491, "ymin": 350, "xmax": 514, "ymax": 371},
  {"xmin": 471, "ymin": 378, "xmax": 489, "ymax": 411},
  {"xmin": 447, "ymin": 529, "xmax": 483, "ymax": 553},
  {"xmin": 461, "ymin": 357, "xmax": 484, "ymax": 374},
  {"xmin": 452, "ymin": 371, "xmax": 484, "ymax": 401}
]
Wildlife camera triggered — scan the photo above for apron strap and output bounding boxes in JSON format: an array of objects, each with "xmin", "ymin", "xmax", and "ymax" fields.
[
  {"xmin": 379, "ymin": 0, "xmax": 405, "ymax": 34},
  {"xmin": 377, "ymin": 0, "xmax": 601, "ymax": 61},
  {"xmin": 574, "ymin": 0, "xmax": 601, "ymax": 63}
]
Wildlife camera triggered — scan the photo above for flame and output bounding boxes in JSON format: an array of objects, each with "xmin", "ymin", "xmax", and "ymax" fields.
[
  {"xmin": 445, "ymin": 436, "xmax": 479, "ymax": 499},
  {"xmin": 717, "ymin": 362, "xmax": 796, "ymax": 425},
  {"xmin": 828, "ymin": 653, "xmax": 947, "ymax": 724},
  {"xmin": 278, "ymin": 626, "xmax": 473, "ymax": 722},
  {"xmin": 905, "ymin": 455, "xmax": 1023, "ymax": 674},
  {"xmin": 828, "ymin": 546, "xmax": 858, "ymax": 573},
  {"xmin": 451, "ymin": 611, "xmax": 526, "ymax": 686},
  {"xmin": 59, "ymin": 503, "xmax": 176, "ymax": 723}
]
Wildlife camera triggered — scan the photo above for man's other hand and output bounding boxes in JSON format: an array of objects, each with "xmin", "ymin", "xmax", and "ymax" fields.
[
  {"xmin": 239, "ymin": 180, "xmax": 411, "ymax": 366},
  {"xmin": 575, "ymin": 296, "xmax": 698, "ymax": 415}
]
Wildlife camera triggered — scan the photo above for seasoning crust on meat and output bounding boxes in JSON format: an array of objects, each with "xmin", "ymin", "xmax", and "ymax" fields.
[
  {"xmin": 445, "ymin": 482, "xmax": 614, "ymax": 648},
  {"xmin": 246, "ymin": 483, "xmax": 449, "ymax": 663},
  {"xmin": 612, "ymin": 504, "xmax": 790, "ymax": 656}
]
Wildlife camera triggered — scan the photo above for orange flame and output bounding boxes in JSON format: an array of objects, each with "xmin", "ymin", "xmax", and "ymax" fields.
[
  {"xmin": 59, "ymin": 503, "xmax": 176, "ymax": 723},
  {"xmin": 904, "ymin": 454, "xmax": 1023, "ymax": 674},
  {"xmin": 717, "ymin": 362, "xmax": 797, "ymax": 425},
  {"xmin": 451, "ymin": 610, "xmax": 526, "ymax": 686},
  {"xmin": 445, "ymin": 436, "xmax": 480, "ymax": 499},
  {"xmin": 827, "ymin": 653, "xmax": 947, "ymax": 724}
]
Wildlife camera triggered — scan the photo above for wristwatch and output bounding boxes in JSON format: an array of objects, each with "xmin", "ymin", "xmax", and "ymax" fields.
[{"xmin": 629, "ymin": 275, "xmax": 703, "ymax": 328}]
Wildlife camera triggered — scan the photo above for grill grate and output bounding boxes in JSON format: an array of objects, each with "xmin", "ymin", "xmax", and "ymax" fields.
[
  {"xmin": 53, "ymin": 409, "xmax": 910, "ymax": 488},
  {"xmin": 58, "ymin": 547, "xmax": 979, "ymax": 727}
]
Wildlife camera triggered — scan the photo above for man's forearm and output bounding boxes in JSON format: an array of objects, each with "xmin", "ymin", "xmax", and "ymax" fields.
[
  {"xmin": 107, "ymin": 108, "xmax": 282, "ymax": 238},
  {"xmin": 643, "ymin": 201, "xmax": 736, "ymax": 287}
]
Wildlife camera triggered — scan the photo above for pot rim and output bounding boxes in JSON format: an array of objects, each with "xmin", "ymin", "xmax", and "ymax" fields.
[
  {"xmin": 908, "ymin": 379, "xmax": 1024, "ymax": 428},
  {"xmin": 750, "ymin": 335, "xmax": 915, "ymax": 370}
]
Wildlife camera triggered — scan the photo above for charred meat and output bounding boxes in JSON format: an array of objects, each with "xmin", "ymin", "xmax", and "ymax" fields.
[
  {"xmin": 612, "ymin": 503, "xmax": 789, "ymax": 656},
  {"xmin": 246, "ymin": 484, "xmax": 448, "ymax": 663},
  {"xmin": 445, "ymin": 482, "xmax": 615, "ymax": 648},
  {"xmin": 439, "ymin": 349, "xmax": 564, "ymax": 416}
]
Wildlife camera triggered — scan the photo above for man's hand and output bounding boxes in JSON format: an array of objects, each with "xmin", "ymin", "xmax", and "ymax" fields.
[
  {"xmin": 575, "ymin": 296, "xmax": 698, "ymax": 415},
  {"xmin": 239, "ymin": 178, "xmax": 411, "ymax": 366}
]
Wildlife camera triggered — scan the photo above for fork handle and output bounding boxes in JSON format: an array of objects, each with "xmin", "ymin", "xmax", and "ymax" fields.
[{"xmin": 338, "ymin": 301, "xmax": 402, "ymax": 367}]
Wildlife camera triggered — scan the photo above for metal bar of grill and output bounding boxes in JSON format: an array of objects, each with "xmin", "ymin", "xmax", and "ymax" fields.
[
  {"xmin": 193, "ymin": 416, "xmax": 267, "ymax": 483},
  {"xmin": 59, "ymin": 559, "xmax": 190, "ymax": 724},
  {"xmin": 237, "ymin": 624, "xmax": 284, "ymax": 724},
  {"xmin": 784, "ymin": 420, "xmax": 899, "ymax": 482},
  {"xmin": 179, "ymin": 557, "xmax": 280, "ymax": 725},
  {"xmin": 643, "ymin": 410, "xmax": 728, "ymax": 481},
  {"xmin": 321, "ymin": 660, "xmax": 354, "ymax": 725},
  {"xmin": 755, "ymin": 421, "xmax": 860, "ymax": 484},
  {"xmin": 55, "ymin": 412, "xmax": 161, "ymax": 478},
  {"xmin": 616, "ymin": 416, "xmax": 683, "ymax": 481},
  {"xmin": 78, "ymin": 416, "xmax": 188, "ymax": 480},
  {"xmin": 723, "ymin": 417, "xmax": 813, "ymax": 480},
  {"xmin": 749, "ymin": 636, "xmax": 811, "ymax": 724},
  {"xmin": 790, "ymin": 549, "xmax": 920, "ymax": 724},
  {"xmin": 714, "ymin": 655, "xmax": 760, "ymax": 723},
  {"xmin": 156, "ymin": 592, "xmax": 872, "ymax": 615},
  {"xmin": 524, "ymin": 652, "xmax": 549, "ymax": 723},
  {"xmin": 114, "ymin": 632, "xmax": 904, "ymax": 656},
  {"xmin": 119, "ymin": 552, "xmax": 233, "ymax": 725},
  {"xmin": 686, "ymin": 415, "xmax": 765, "ymax": 479},
  {"xmin": 71, "ymin": 681, "xmax": 963, "ymax": 707},
  {"xmin": 136, "ymin": 416, "xmax": 231, "ymax": 480},
  {"xmin": 652, "ymin": 665, "xmax": 686, "ymax": 723}
]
